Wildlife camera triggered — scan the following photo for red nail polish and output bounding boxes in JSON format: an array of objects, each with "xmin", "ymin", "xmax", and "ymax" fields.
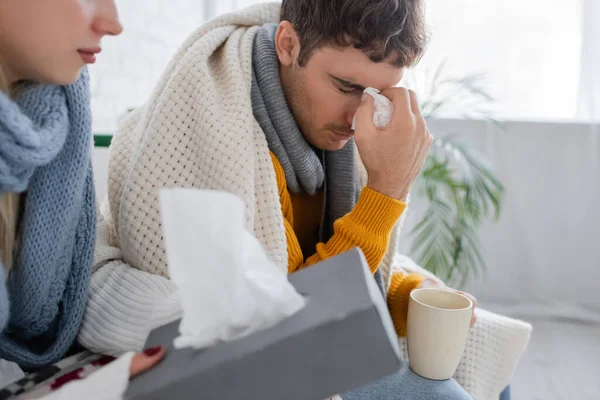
[
  {"xmin": 143, "ymin": 346, "xmax": 163, "ymax": 357},
  {"xmin": 92, "ymin": 355, "xmax": 116, "ymax": 367}
]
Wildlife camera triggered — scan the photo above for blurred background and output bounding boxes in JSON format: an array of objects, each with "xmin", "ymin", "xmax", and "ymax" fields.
[{"xmin": 91, "ymin": 1, "xmax": 600, "ymax": 398}]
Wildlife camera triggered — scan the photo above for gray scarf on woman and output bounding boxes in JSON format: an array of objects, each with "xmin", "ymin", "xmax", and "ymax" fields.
[{"xmin": 251, "ymin": 24, "xmax": 385, "ymax": 292}]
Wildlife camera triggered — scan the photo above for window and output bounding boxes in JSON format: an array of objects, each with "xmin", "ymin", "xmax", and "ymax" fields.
[
  {"xmin": 91, "ymin": 0, "xmax": 595, "ymax": 136},
  {"xmin": 414, "ymin": 0, "xmax": 584, "ymax": 121}
]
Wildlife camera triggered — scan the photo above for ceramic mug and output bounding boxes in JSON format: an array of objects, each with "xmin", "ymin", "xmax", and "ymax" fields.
[{"xmin": 407, "ymin": 288, "xmax": 473, "ymax": 380}]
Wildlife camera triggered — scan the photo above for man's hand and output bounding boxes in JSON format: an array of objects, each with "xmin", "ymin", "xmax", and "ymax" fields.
[
  {"xmin": 354, "ymin": 88, "xmax": 432, "ymax": 201},
  {"xmin": 418, "ymin": 279, "xmax": 478, "ymax": 327}
]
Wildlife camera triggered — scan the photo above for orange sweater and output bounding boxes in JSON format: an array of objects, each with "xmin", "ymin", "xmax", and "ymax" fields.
[{"xmin": 270, "ymin": 152, "xmax": 424, "ymax": 337}]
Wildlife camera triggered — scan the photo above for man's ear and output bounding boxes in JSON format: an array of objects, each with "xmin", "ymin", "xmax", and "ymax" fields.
[{"xmin": 275, "ymin": 21, "xmax": 300, "ymax": 67}]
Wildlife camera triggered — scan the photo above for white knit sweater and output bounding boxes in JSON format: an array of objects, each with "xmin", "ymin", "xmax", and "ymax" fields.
[{"xmin": 78, "ymin": 4, "xmax": 532, "ymax": 399}]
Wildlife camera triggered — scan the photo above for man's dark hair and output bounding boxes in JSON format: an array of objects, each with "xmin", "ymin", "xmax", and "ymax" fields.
[{"xmin": 280, "ymin": 0, "xmax": 428, "ymax": 68}]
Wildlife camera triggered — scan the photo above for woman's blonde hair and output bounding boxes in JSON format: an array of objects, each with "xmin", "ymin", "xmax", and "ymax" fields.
[{"xmin": 0, "ymin": 64, "xmax": 18, "ymax": 271}]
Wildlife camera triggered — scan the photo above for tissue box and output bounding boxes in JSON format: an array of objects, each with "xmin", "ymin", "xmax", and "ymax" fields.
[{"xmin": 126, "ymin": 248, "xmax": 402, "ymax": 400}]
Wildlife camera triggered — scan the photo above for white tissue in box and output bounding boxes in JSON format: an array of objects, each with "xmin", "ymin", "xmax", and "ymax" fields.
[{"xmin": 159, "ymin": 188, "xmax": 305, "ymax": 350}]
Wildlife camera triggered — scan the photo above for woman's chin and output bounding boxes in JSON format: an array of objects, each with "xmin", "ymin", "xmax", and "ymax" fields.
[{"xmin": 39, "ymin": 67, "xmax": 84, "ymax": 86}]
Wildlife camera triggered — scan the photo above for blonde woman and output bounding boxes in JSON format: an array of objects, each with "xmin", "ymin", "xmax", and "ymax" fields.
[{"xmin": 0, "ymin": 0, "xmax": 163, "ymax": 396}]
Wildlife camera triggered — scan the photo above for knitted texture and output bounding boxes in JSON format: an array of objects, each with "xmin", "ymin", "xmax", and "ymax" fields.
[
  {"xmin": 0, "ymin": 70, "xmax": 96, "ymax": 370},
  {"xmin": 79, "ymin": 4, "xmax": 531, "ymax": 399},
  {"xmin": 78, "ymin": 208, "xmax": 181, "ymax": 355},
  {"xmin": 251, "ymin": 24, "xmax": 324, "ymax": 195},
  {"xmin": 107, "ymin": 4, "xmax": 288, "ymax": 277}
]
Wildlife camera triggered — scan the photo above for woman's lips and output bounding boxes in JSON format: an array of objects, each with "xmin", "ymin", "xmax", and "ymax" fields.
[{"xmin": 78, "ymin": 48, "xmax": 101, "ymax": 64}]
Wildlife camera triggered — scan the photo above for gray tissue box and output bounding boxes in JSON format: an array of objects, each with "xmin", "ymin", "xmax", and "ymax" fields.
[{"xmin": 126, "ymin": 248, "xmax": 401, "ymax": 400}]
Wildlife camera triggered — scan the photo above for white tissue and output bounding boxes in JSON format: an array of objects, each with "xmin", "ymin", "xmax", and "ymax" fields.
[
  {"xmin": 351, "ymin": 87, "xmax": 393, "ymax": 130},
  {"xmin": 159, "ymin": 188, "xmax": 306, "ymax": 350}
]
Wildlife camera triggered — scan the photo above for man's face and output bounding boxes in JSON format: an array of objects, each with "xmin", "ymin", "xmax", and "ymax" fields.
[{"xmin": 280, "ymin": 42, "xmax": 405, "ymax": 151}]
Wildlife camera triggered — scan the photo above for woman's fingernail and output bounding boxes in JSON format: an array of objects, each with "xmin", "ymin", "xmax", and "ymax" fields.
[
  {"xmin": 361, "ymin": 93, "xmax": 368, "ymax": 102},
  {"xmin": 143, "ymin": 346, "xmax": 163, "ymax": 357}
]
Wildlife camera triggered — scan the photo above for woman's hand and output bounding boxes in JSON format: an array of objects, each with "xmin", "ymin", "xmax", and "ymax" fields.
[{"xmin": 129, "ymin": 346, "xmax": 165, "ymax": 377}]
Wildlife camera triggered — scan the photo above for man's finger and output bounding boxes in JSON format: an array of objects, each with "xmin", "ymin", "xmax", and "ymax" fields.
[
  {"xmin": 408, "ymin": 89, "xmax": 423, "ymax": 119},
  {"xmin": 459, "ymin": 291, "xmax": 478, "ymax": 309},
  {"xmin": 418, "ymin": 278, "xmax": 443, "ymax": 289},
  {"xmin": 380, "ymin": 87, "xmax": 412, "ymax": 124}
]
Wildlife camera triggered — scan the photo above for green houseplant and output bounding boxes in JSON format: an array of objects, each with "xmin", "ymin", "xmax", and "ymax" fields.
[{"xmin": 407, "ymin": 62, "xmax": 505, "ymax": 288}]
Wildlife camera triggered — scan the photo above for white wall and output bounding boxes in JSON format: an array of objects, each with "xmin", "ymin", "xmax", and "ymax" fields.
[
  {"xmin": 93, "ymin": 120, "xmax": 600, "ymax": 321},
  {"xmin": 89, "ymin": 0, "xmax": 206, "ymax": 133},
  {"xmin": 577, "ymin": 0, "xmax": 600, "ymax": 121},
  {"xmin": 399, "ymin": 120, "xmax": 600, "ymax": 321},
  {"xmin": 420, "ymin": 0, "xmax": 583, "ymax": 121}
]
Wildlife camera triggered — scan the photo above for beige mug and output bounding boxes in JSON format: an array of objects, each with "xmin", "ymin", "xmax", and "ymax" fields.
[{"xmin": 407, "ymin": 288, "xmax": 473, "ymax": 380}]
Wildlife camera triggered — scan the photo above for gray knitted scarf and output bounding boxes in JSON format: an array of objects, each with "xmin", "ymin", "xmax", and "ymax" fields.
[
  {"xmin": 0, "ymin": 70, "xmax": 95, "ymax": 370},
  {"xmin": 251, "ymin": 24, "xmax": 385, "ymax": 292}
]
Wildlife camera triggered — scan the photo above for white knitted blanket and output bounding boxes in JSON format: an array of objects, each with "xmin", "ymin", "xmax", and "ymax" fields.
[{"xmin": 79, "ymin": 3, "xmax": 531, "ymax": 399}]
